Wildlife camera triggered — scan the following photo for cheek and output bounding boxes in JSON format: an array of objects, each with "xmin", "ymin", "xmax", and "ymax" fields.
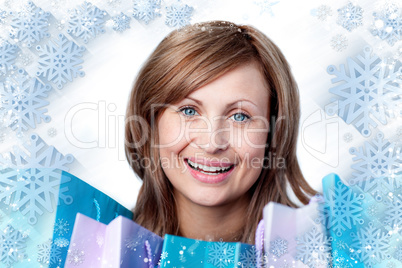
[{"xmin": 158, "ymin": 113, "xmax": 185, "ymax": 147}]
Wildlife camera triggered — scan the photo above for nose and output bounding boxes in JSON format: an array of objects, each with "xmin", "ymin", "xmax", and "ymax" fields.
[{"xmin": 188, "ymin": 116, "xmax": 230, "ymax": 153}]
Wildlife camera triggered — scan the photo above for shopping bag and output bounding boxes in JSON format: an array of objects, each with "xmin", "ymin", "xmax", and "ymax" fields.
[
  {"xmin": 0, "ymin": 168, "xmax": 133, "ymax": 267},
  {"xmin": 66, "ymin": 213, "xmax": 164, "ymax": 267}
]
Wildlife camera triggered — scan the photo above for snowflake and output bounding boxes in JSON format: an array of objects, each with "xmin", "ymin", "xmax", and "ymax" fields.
[
  {"xmin": 0, "ymin": 225, "xmax": 27, "ymax": 266},
  {"xmin": 36, "ymin": 33, "xmax": 85, "ymax": 89},
  {"xmin": 132, "ymin": 0, "xmax": 161, "ymax": 24},
  {"xmin": 349, "ymin": 132, "xmax": 402, "ymax": 202},
  {"xmin": 343, "ymin": 132, "xmax": 353, "ymax": 143},
  {"xmin": 383, "ymin": 193, "xmax": 402, "ymax": 228},
  {"xmin": 37, "ymin": 239, "xmax": 62, "ymax": 265},
  {"xmin": 0, "ymin": 42, "xmax": 18, "ymax": 76},
  {"xmin": 326, "ymin": 46, "xmax": 402, "ymax": 137},
  {"xmin": 387, "ymin": 261, "xmax": 396, "ymax": 268},
  {"xmin": 270, "ymin": 238, "xmax": 288, "ymax": 258},
  {"xmin": 313, "ymin": 5, "xmax": 333, "ymax": 21},
  {"xmin": 207, "ymin": 239, "xmax": 235, "ymax": 268},
  {"xmin": 337, "ymin": 2, "xmax": 363, "ymax": 32},
  {"xmin": 239, "ymin": 246, "xmax": 265, "ymax": 267},
  {"xmin": 67, "ymin": 248, "xmax": 85, "ymax": 265},
  {"xmin": 55, "ymin": 20, "xmax": 65, "ymax": 31},
  {"xmin": 54, "ymin": 218, "xmax": 70, "ymax": 236},
  {"xmin": 47, "ymin": 127, "xmax": 57, "ymax": 137},
  {"xmin": 165, "ymin": 1, "xmax": 194, "ymax": 28},
  {"xmin": 125, "ymin": 237, "xmax": 140, "ymax": 251},
  {"xmin": 397, "ymin": 126, "xmax": 402, "ymax": 138},
  {"xmin": 9, "ymin": 2, "xmax": 50, "ymax": 47},
  {"xmin": 0, "ymin": 69, "xmax": 51, "ymax": 133},
  {"xmin": 112, "ymin": 12, "xmax": 131, "ymax": 32},
  {"xmin": 0, "ymin": 133, "xmax": 74, "ymax": 225},
  {"xmin": 296, "ymin": 226, "xmax": 332, "ymax": 267},
  {"xmin": 107, "ymin": 0, "xmax": 122, "ymax": 8},
  {"xmin": 160, "ymin": 251, "xmax": 168, "ymax": 259},
  {"xmin": 371, "ymin": 2, "xmax": 402, "ymax": 46},
  {"xmin": 395, "ymin": 245, "xmax": 402, "ymax": 261},
  {"xmin": 67, "ymin": 1, "xmax": 107, "ymax": 43},
  {"xmin": 54, "ymin": 237, "xmax": 69, "ymax": 247},
  {"xmin": 330, "ymin": 34, "xmax": 348, "ymax": 52},
  {"xmin": 96, "ymin": 234, "xmax": 104, "ymax": 247},
  {"xmin": 316, "ymin": 179, "xmax": 364, "ymax": 237},
  {"xmin": 254, "ymin": 0, "xmax": 280, "ymax": 17},
  {"xmin": 350, "ymin": 222, "xmax": 390, "ymax": 267}
]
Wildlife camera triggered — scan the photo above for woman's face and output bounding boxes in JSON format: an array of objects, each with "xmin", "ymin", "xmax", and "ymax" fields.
[{"xmin": 158, "ymin": 63, "xmax": 269, "ymax": 208}]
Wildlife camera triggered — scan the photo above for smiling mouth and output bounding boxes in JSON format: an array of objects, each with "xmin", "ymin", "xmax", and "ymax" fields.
[{"xmin": 185, "ymin": 159, "xmax": 234, "ymax": 175}]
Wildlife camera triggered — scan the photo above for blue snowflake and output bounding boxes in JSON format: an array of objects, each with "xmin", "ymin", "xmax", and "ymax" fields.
[
  {"xmin": 316, "ymin": 179, "xmax": 364, "ymax": 237},
  {"xmin": 349, "ymin": 132, "xmax": 402, "ymax": 202},
  {"xmin": 37, "ymin": 239, "xmax": 62, "ymax": 265},
  {"xmin": 350, "ymin": 222, "xmax": 390, "ymax": 267},
  {"xmin": 0, "ymin": 68, "xmax": 51, "ymax": 133},
  {"xmin": 67, "ymin": 1, "xmax": 107, "ymax": 43},
  {"xmin": 254, "ymin": 0, "xmax": 280, "ymax": 17},
  {"xmin": 395, "ymin": 245, "xmax": 402, "ymax": 262},
  {"xmin": 36, "ymin": 33, "xmax": 85, "ymax": 89},
  {"xmin": 207, "ymin": 240, "xmax": 235, "ymax": 268},
  {"xmin": 312, "ymin": 5, "xmax": 333, "ymax": 21},
  {"xmin": 296, "ymin": 227, "xmax": 332, "ymax": 268},
  {"xmin": 54, "ymin": 218, "xmax": 70, "ymax": 236},
  {"xmin": 326, "ymin": 46, "xmax": 402, "ymax": 137},
  {"xmin": 0, "ymin": 9, "xmax": 8, "ymax": 24},
  {"xmin": 239, "ymin": 246, "xmax": 266, "ymax": 267},
  {"xmin": 0, "ymin": 133, "xmax": 74, "ymax": 225},
  {"xmin": 165, "ymin": 1, "xmax": 194, "ymax": 28},
  {"xmin": 112, "ymin": 12, "xmax": 131, "ymax": 32},
  {"xmin": 371, "ymin": 2, "xmax": 402, "ymax": 46},
  {"xmin": 54, "ymin": 237, "xmax": 69, "ymax": 248},
  {"xmin": 270, "ymin": 238, "xmax": 288, "ymax": 258},
  {"xmin": 0, "ymin": 225, "xmax": 28, "ymax": 266},
  {"xmin": 383, "ymin": 193, "xmax": 402, "ymax": 229},
  {"xmin": 9, "ymin": 2, "xmax": 50, "ymax": 47},
  {"xmin": 337, "ymin": 2, "xmax": 363, "ymax": 32},
  {"xmin": 132, "ymin": 0, "xmax": 161, "ymax": 24},
  {"xmin": 0, "ymin": 42, "xmax": 18, "ymax": 76}
]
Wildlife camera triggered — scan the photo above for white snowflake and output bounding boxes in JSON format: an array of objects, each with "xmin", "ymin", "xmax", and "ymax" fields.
[
  {"xmin": 0, "ymin": 225, "xmax": 28, "ymax": 266},
  {"xmin": 349, "ymin": 132, "xmax": 402, "ymax": 202},
  {"xmin": 326, "ymin": 46, "xmax": 402, "ymax": 137},
  {"xmin": 397, "ymin": 126, "xmax": 402, "ymax": 138},
  {"xmin": 383, "ymin": 193, "xmax": 402, "ymax": 229},
  {"xmin": 343, "ymin": 132, "xmax": 353, "ymax": 143},
  {"xmin": 337, "ymin": 2, "xmax": 363, "ymax": 32},
  {"xmin": 112, "ymin": 12, "xmax": 131, "ymax": 32},
  {"xmin": 0, "ymin": 133, "xmax": 74, "ymax": 225},
  {"xmin": 54, "ymin": 237, "xmax": 69, "ymax": 248},
  {"xmin": 350, "ymin": 222, "xmax": 390, "ymax": 267},
  {"xmin": 0, "ymin": 69, "xmax": 51, "ymax": 133},
  {"xmin": 0, "ymin": 9, "xmax": 8, "ymax": 24},
  {"xmin": 314, "ymin": 5, "xmax": 333, "ymax": 21},
  {"xmin": 165, "ymin": 1, "xmax": 194, "ymax": 28},
  {"xmin": 239, "ymin": 246, "xmax": 261, "ymax": 267},
  {"xmin": 36, "ymin": 33, "xmax": 86, "ymax": 89},
  {"xmin": 132, "ymin": 0, "xmax": 161, "ymax": 24},
  {"xmin": 270, "ymin": 238, "xmax": 288, "ymax": 258},
  {"xmin": 254, "ymin": 0, "xmax": 280, "ymax": 17},
  {"xmin": 160, "ymin": 251, "xmax": 168, "ymax": 259},
  {"xmin": 37, "ymin": 239, "xmax": 62, "ymax": 265},
  {"xmin": 207, "ymin": 240, "xmax": 235, "ymax": 268},
  {"xmin": 316, "ymin": 179, "xmax": 364, "ymax": 237},
  {"xmin": 367, "ymin": 204, "xmax": 378, "ymax": 217},
  {"xmin": 0, "ymin": 42, "xmax": 18, "ymax": 76},
  {"xmin": 96, "ymin": 234, "xmax": 104, "ymax": 247},
  {"xmin": 296, "ymin": 227, "xmax": 332, "ymax": 268},
  {"xmin": 67, "ymin": 1, "xmax": 107, "ymax": 43},
  {"xmin": 47, "ymin": 127, "xmax": 57, "ymax": 137},
  {"xmin": 67, "ymin": 248, "xmax": 85, "ymax": 265},
  {"xmin": 107, "ymin": 0, "xmax": 122, "ymax": 8},
  {"xmin": 54, "ymin": 218, "xmax": 70, "ymax": 236},
  {"xmin": 371, "ymin": 2, "xmax": 402, "ymax": 46},
  {"xmin": 16, "ymin": 52, "xmax": 33, "ymax": 67},
  {"xmin": 330, "ymin": 34, "xmax": 348, "ymax": 52},
  {"xmin": 9, "ymin": 2, "xmax": 50, "ymax": 47}
]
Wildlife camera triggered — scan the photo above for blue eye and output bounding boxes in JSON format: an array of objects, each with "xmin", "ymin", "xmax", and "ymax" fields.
[
  {"xmin": 180, "ymin": 107, "xmax": 198, "ymax": 116},
  {"xmin": 231, "ymin": 113, "xmax": 249, "ymax": 122}
]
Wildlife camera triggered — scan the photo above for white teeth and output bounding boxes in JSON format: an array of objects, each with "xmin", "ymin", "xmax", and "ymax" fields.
[{"xmin": 187, "ymin": 159, "xmax": 231, "ymax": 173}]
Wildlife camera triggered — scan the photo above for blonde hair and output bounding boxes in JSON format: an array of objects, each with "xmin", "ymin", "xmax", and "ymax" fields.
[{"xmin": 125, "ymin": 21, "xmax": 316, "ymax": 243}]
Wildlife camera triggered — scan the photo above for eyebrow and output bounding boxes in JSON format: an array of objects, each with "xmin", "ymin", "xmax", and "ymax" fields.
[{"xmin": 186, "ymin": 97, "xmax": 258, "ymax": 108}]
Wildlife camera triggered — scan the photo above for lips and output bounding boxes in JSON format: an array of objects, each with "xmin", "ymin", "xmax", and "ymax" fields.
[
  {"xmin": 187, "ymin": 158, "xmax": 233, "ymax": 174},
  {"xmin": 184, "ymin": 158, "xmax": 235, "ymax": 184}
]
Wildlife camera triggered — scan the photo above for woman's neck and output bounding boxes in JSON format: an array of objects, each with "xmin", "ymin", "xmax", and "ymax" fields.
[{"xmin": 174, "ymin": 192, "xmax": 249, "ymax": 242}]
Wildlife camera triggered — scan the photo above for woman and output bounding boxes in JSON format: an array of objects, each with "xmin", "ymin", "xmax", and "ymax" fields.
[{"xmin": 125, "ymin": 20, "xmax": 317, "ymax": 244}]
